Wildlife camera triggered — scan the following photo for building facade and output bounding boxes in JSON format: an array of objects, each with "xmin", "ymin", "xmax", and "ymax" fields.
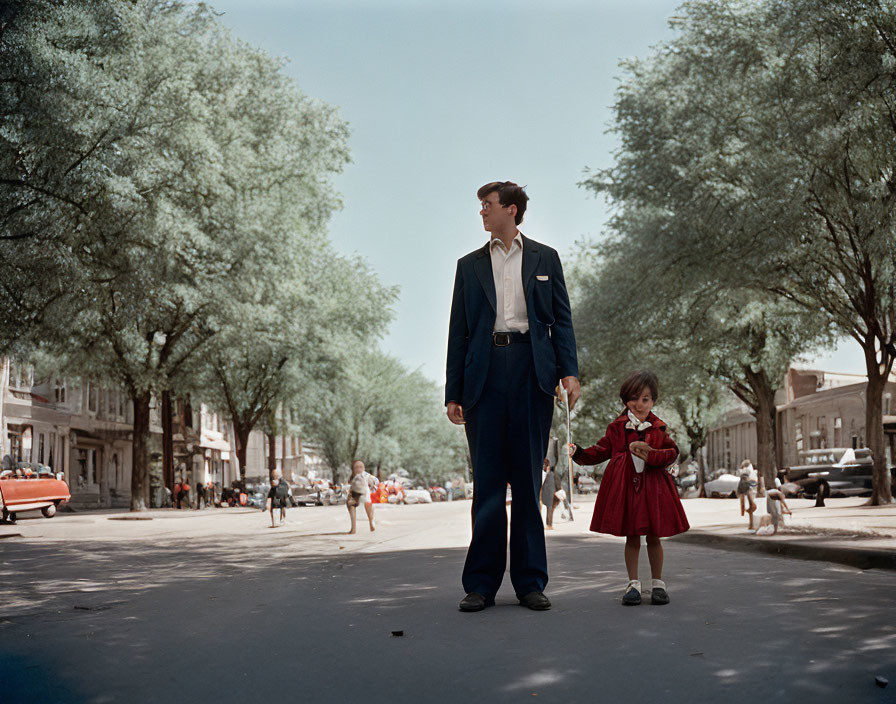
[
  {"xmin": 705, "ymin": 367, "xmax": 896, "ymax": 474},
  {"xmin": 1, "ymin": 359, "xmax": 328, "ymax": 509}
]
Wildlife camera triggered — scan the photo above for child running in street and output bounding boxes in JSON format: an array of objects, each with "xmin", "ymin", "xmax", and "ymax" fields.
[
  {"xmin": 569, "ymin": 370, "xmax": 689, "ymax": 605},
  {"xmin": 347, "ymin": 460, "xmax": 378, "ymax": 534}
]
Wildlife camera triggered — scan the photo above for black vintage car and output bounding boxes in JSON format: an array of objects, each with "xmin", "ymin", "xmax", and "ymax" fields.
[{"xmin": 786, "ymin": 448, "xmax": 875, "ymax": 497}]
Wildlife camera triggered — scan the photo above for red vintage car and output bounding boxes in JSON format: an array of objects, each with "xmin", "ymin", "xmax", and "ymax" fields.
[{"xmin": 0, "ymin": 462, "xmax": 71, "ymax": 523}]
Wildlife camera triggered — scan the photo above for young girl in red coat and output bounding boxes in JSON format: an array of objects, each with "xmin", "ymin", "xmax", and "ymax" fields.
[{"xmin": 569, "ymin": 370, "xmax": 689, "ymax": 606}]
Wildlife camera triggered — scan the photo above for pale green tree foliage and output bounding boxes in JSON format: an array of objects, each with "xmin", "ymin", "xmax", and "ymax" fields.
[
  {"xmin": 0, "ymin": 1, "xmax": 352, "ymax": 508},
  {"xmin": 583, "ymin": 0, "xmax": 896, "ymax": 502},
  {"xmin": 193, "ymin": 253, "xmax": 397, "ymax": 480},
  {"xmin": 305, "ymin": 347, "xmax": 467, "ymax": 485},
  {"xmin": 570, "ymin": 211, "xmax": 831, "ymax": 489}
]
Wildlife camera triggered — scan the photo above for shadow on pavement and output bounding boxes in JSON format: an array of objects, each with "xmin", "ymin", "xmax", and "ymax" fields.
[{"xmin": 0, "ymin": 535, "xmax": 894, "ymax": 703}]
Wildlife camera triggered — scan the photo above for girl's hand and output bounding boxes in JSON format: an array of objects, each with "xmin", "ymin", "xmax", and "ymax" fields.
[
  {"xmin": 568, "ymin": 443, "xmax": 577, "ymax": 457},
  {"xmin": 629, "ymin": 441, "xmax": 652, "ymax": 460}
]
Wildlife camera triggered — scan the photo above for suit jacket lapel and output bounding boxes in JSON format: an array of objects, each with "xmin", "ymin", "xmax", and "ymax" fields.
[
  {"xmin": 474, "ymin": 242, "xmax": 496, "ymax": 312},
  {"xmin": 521, "ymin": 234, "xmax": 540, "ymax": 297}
]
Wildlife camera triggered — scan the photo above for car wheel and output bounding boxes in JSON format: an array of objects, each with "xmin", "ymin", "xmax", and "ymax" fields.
[
  {"xmin": 6, "ymin": 510, "xmax": 16, "ymax": 524},
  {"xmin": 42, "ymin": 504, "xmax": 57, "ymax": 518}
]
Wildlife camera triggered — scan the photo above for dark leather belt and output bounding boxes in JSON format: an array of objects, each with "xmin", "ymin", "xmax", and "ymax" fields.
[{"xmin": 493, "ymin": 331, "xmax": 530, "ymax": 346}]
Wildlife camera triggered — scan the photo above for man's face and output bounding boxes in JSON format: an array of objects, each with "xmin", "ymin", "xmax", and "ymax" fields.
[
  {"xmin": 479, "ymin": 192, "xmax": 515, "ymax": 234},
  {"xmin": 352, "ymin": 462, "xmax": 364, "ymax": 475}
]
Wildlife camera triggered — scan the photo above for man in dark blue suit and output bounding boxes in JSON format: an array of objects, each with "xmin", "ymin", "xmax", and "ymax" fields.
[{"xmin": 446, "ymin": 181, "xmax": 580, "ymax": 612}]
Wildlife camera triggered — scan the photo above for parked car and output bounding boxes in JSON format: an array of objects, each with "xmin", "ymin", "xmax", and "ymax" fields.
[
  {"xmin": 576, "ymin": 476, "xmax": 598, "ymax": 494},
  {"xmin": 322, "ymin": 485, "xmax": 347, "ymax": 506},
  {"xmin": 786, "ymin": 447, "xmax": 876, "ymax": 497},
  {"xmin": 404, "ymin": 489, "xmax": 433, "ymax": 504},
  {"xmin": 289, "ymin": 477, "xmax": 318, "ymax": 506},
  {"xmin": 703, "ymin": 473, "xmax": 740, "ymax": 498},
  {"xmin": 0, "ymin": 462, "xmax": 71, "ymax": 523}
]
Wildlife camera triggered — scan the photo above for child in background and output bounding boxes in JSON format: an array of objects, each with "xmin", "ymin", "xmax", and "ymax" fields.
[
  {"xmin": 347, "ymin": 460, "xmax": 378, "ymax": 534},
  {"xmin": 756, "ymin": 488, "xmax": 792, "ymax": 535},
  {"xmin": 266, "ymin": 469, "xmax": 289, "ymax": 528},
  {"xmin": 570, "ymin": 370, "xmax": 689, "ymax": 606}
]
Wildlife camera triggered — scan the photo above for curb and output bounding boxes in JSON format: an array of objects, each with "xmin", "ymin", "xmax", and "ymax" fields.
[{"xmin": 671, "ymin": 530, "xmax": 896, "ymax": 571}]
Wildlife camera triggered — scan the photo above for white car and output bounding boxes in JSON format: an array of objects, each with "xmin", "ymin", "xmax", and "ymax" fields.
[
  {"xmin": 403, "ymin": 489, "xmax": 433, "ymax": 504},
  {"xmin": 703, "ymin": 473, "xmax": 740, "ymax": 498}
]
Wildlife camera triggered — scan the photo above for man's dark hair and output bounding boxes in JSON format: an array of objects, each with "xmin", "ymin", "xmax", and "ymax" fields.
[
  {"xmin": 477, "ymin": 181, "xmax": 529, "ymax": 225},
  {"xmin": 619, "ymin": 369, "xmax": 659, "ymax": 405}
]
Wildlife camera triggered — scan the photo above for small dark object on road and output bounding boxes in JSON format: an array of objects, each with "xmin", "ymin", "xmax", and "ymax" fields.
[
  {"xmin": 391, "ymin": 630, "xmax": 404, "ymax": 637},
  {"xmin": 875, "ymin": 676, "xmax": 888, "ymax": 688}
]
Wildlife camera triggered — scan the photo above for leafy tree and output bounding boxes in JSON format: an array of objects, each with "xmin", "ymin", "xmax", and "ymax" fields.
[
  {"xmin": 569, "ymin": 221, "xmax": 830, "ymax": 491},
  {"xmin": 583, "ymin": 0, "xmax": 896, "ymax": 502},
  {"xmin": 0, "ymin": 1, "xmax": 354, "ymax": 508},
  {"xmin": 194, "ymin": 253, "xmax": 396, "ymax": 479},
  {"xmin": 305, "ymin": 347, "xmax": 467, "ymax": 485}
]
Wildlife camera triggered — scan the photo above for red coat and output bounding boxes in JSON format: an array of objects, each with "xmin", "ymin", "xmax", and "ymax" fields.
[{"xmin": 574, "ymin": 411, "xmax": 689, "ymax": 537}]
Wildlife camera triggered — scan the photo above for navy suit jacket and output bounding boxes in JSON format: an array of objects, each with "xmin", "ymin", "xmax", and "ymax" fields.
[{"xmin": 445, "ymin": 234, "xmax": 578, "ymax": 410}]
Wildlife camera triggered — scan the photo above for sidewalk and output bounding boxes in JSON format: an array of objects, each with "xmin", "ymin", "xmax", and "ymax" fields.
[
  {"xmin": 670, "ymin": 496, "xmax": 896, "ymax": 570},
  {"xmin": 3, "ymin": 495, "xmax": 895, "ymax": 570}
]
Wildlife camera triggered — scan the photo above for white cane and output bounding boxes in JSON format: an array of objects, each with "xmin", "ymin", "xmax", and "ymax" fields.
[{"xmin": 560, "ymin": 385, "xmax": 574, "ymax": 521}]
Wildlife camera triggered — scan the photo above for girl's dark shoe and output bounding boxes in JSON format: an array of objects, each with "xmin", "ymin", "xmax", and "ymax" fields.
[
  {"xmin": 622, "ymin": 580, "xmax": 642, "ymax": 605},
  {"xmin": 651, "ymin": 579, "xmax": 670, "ymax": 605}
]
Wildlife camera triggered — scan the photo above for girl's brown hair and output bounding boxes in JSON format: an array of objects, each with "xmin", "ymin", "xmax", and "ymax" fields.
[{"xmin": 619, "ymin": 370, "xmax": 659, "ymax": 405}]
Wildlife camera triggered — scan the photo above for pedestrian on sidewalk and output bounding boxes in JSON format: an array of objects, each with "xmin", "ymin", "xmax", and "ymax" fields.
[
  {"xmin": 174, "ymin": 477, "xmax": 190, "ymax": 510},
  {"xmin": 570, "ymin": 370, "xmax": 689, "ymax": 606},
  {"xmin": 266, "ymin": 469, "xmax": 289, "ymax": 528},
  {"xmin": 194, "ymin": 481, "xmax": 206, "ymax": 510},
  {"xmin": 541, "ymin": 459, "xmax": 562, "ymax": 529},
  {"xmin": 347, "ymin": 460, "xmax": 377, "ymax": 534},
  {"xmin": 736, "ymin": 459, "xmax": 758, "ymax": 529}
]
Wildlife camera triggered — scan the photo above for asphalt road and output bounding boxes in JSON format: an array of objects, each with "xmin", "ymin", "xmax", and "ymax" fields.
[{"xmin": 1, "ymin": 509, "xmax": 895, "ymax": 703}]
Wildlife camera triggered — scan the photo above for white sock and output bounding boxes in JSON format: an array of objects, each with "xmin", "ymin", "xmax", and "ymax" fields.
[
  {"xmin": 626, "ymin": 579, "xmax": 641, "ymax": 592},
  {"xmin": 652, "ymin": 579, "xmax": 666, "ymax": 590}
]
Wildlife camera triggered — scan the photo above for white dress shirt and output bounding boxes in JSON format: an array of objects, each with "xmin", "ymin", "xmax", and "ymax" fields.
[{"xmin": 490, "ymin": 232, "xmax": 528, "ymax": 333}]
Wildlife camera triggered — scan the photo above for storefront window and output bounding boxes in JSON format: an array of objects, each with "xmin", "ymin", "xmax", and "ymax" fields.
[{"xmin": 77, "ymin": 448, "xmax": 96, "ymax": 487}]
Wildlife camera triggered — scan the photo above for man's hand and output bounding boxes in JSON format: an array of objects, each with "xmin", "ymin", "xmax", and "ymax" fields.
[
  {"xmin": 629, "ymin": 441, "xmax": 652, "ymax": 461},
  {"xmin": 447, "ymin": 401, "xmax": 465, "ymax": 425},
  {"xmin": 560, "ymin": 376, "xmax": 581, "ymax": 410}
]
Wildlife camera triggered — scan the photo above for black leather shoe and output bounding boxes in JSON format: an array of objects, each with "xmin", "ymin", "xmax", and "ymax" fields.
[
  {"xmin": 651, "ymin": 587, "xmax": 670, "ymax": 605},
  {"xmin": 459, "ymin": 593, "xmax": 489, "ymax": 612},
  {"xmin": 518, "ymin": 591, "xmax": 552, "ymax": 610},
  {"xmin": 622, "ymin": 586, "xmax": 642, "ymax": 606}
]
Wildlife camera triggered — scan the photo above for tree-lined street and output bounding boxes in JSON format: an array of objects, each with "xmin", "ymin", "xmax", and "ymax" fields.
[{"xmin": 2, "ymin": 500, "xmax": 895, "ymax": 703}]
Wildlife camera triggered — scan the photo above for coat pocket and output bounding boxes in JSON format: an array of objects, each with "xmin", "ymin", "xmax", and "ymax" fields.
[{"xmin": 533, "ymin": 278, "xmax": 554, "ymax": 326}]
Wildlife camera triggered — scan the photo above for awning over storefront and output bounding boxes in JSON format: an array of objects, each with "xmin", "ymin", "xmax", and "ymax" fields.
[{"xmin": 199, "ymin": 433, "xmax": 230, "ymax": 452}]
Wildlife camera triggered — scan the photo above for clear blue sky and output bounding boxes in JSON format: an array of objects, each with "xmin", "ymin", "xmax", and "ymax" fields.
[{"xmin": 209, "ymin": 0, "xmax": 866, "ymax": 384}]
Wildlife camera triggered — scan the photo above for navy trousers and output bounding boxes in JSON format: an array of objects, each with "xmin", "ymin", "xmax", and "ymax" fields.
[{"xmin": 462, "ymin": 341, "xmax": 555, "ymax": 599}]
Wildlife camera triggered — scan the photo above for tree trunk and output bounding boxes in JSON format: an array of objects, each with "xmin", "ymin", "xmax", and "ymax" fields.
[
  {"xmin": 233, "ymin": 420, "xmax": 251, "ymax": 483},
  {"xmin": 130, "ymin": 391, "xmax": 152, "ymax": 511},
  {"xmin": 864, "ymin": 357, "xmax": 893, "ymax": 505},
  {"xmin": 743, "ymin": 367, "xmax": 778, "ymax": 493},
  {"xmin": 161, "ymin": 390, "xmax": 174, "ymax": 492},
  {"xmin": 689, "ymin": 441, "xmax": 705, "ymax": 494},
  {"xmin": 267, "ymin": 429, "xmax": 276, "ymax": 477}
]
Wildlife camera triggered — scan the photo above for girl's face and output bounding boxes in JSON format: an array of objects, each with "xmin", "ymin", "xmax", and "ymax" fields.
[{"xmin": 626, "ymin": 386, "xmax": 655, "ymax": 421}]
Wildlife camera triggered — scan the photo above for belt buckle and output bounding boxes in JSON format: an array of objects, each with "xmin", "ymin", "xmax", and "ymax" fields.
[{"xmin": 493, "ymin": 332, "xmax": 510, "ymax": 347}]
